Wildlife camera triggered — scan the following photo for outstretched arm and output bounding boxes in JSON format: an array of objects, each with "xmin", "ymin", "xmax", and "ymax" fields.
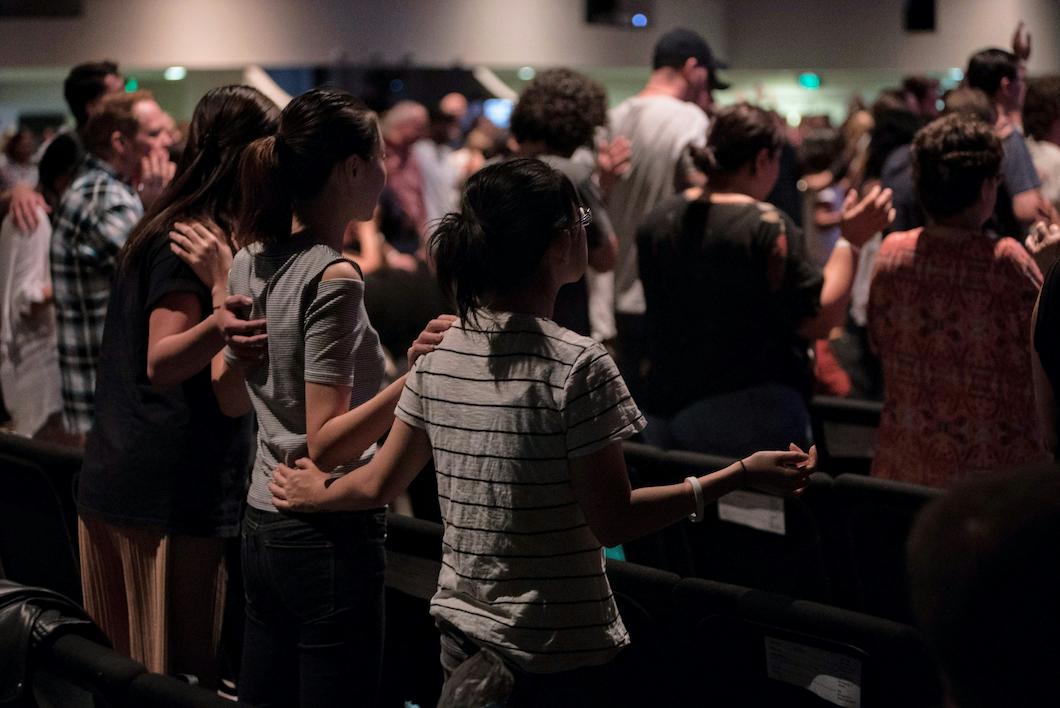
[{"xmin": 568, "ymin": 442, "xmax": 814, "ymax": 548}]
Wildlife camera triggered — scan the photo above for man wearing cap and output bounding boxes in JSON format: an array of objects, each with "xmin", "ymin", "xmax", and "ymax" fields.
[{"xmin": 603, "ymin": 26, "xmax": 728, "ymax": 396}]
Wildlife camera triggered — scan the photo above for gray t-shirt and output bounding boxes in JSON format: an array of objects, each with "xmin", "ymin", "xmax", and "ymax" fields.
[
  {"xmin": 605, "ymin": 95, "xmax": 709, "ymax": 315},
  {"xmin": 227, "ymin": 241, "xmax": 385, "ymax": 512},
  {"xmin": 1001, "ymin": 128, "xmax": 1042, "ymax": 197},
  {"xmin": 395, "ymin": 310, "xmax": 645, "ymax": 672}
]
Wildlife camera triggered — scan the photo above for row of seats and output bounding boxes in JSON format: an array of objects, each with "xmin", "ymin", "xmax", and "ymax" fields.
[
  {"xmin": 0, "ymin": 431, "xmax": 933, "ymax": 625},
  {"xmin": 382, "ymin": 513, "xmax": 942, "ymax": 708},
  {"xmin": 622, "ymin": 441, "xmax": 940, "ymax": 623},
  {"xmin": 1, "ymin": 581, "xmax": 241, "ymax": 708}
]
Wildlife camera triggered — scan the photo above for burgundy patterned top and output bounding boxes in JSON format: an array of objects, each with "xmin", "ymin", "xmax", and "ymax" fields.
[{"xmin": 868, "ymin": 227, "xmax": 1048, "ymax": 487}]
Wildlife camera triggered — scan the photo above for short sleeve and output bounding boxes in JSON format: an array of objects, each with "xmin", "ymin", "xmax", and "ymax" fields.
[
  {"xmin": 303, "ymin": 275, "xmax": 367, "ymax": 386},
  {"xmin": 395, "ymin": 364, "xmax": 426, "ymax": 430},
  {"xmin": 144, "ymin": 237, "xmax": 209, "ymax": 313},
  {"xmin": 1001, "ymin": 132, "xmax": 1042, "ymax": 196},
  {"xmin": 758, "ymin": 210, "xmax": 823, "ymax": 325},
  {"xmin": 562, "ymin": 342, "xmax": 646, "ymax": 457}
]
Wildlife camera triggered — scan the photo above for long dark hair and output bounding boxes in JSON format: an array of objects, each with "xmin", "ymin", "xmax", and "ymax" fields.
[
  {"xmin": 237, "ymin": 88, "xmax": 379, "ymax": 246},
  {"xmin": 118, "ymin": 85, "xmax": 279, "ymax": 270},
  {"xmin": 429, "ymin": 158, "xmax": 580, "ymax": 322}
]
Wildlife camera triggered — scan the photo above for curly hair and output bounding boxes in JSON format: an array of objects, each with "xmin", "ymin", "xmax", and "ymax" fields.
[
  {"xmin": 510, "ymin": 68, "xmax": 608, "ymax": 157},
  {"xmin": 1024, "ymin": 76, "xmax": 1060, "ymax": 141},
  {"xmin": 912, "ymin": 113, "xmax": 1002, "ymax": 220}
]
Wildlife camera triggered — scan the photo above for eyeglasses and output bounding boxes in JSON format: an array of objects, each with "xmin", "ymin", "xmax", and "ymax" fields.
[{"xmin": 578, "ymin": 207, "xmax": 593, "ymax": 228}]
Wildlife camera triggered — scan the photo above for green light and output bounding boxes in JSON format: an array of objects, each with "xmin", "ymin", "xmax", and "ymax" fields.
[
  {"xmin": 798, "ymin": 72, "xmax": 821, "ymax": 90},
  {"xmin": 124, "ymin": 76, "xmax": 139, "ymax": 92}
]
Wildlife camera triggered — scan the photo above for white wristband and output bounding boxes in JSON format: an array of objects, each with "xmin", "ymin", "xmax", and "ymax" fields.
[{"xmin": 685, "ymin": 476, "xmax": 704, "ymax": 524}]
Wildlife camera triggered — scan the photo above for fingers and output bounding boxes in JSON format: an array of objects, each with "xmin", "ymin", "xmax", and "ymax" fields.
[
  {"xmin": 841, "ymin": 188, "xmax": 858, "ymax": 213},
  {"xmin": 773, "ymin": 450, "xmax": 810, "ymax": 465},
  {"xmin": 228, "ymin": 333, "xmax": 269, "ymax": 347},
  {"xmin": 268, "ymin": 481, "xmax": 287, "ymax": 502}
]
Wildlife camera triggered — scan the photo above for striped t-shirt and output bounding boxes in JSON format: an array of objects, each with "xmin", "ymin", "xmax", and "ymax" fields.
[
  {"xmin": 226, "ymin": 241, "xmax": 385, "ymax": 512},
  {"xmin": 394, "ymin": 310, "xmax": 646, "ymax": 672}
]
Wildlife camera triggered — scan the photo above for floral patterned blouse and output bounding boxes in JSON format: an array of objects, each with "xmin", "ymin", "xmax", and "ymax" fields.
[{"xmin": 868, "ymin": 227, "xmax": 1048, "ymax": 487}]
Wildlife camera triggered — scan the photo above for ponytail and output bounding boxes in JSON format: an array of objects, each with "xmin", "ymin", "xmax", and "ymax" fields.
[
  {"xmin": 430, "ymin": 204, "xmax": 490, "ymax": 323},
  {"xmin": 236, "ymin": 135, "xmax": 292, "ymax": 247},
  {"xmin": 689, "ymin": 144, "xmax": 719, "ymax": 177}
]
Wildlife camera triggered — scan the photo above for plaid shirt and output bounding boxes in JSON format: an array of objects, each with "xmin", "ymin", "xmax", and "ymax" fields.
[{"xmin": 50, "ymin": 155, "xmax": 142, "ymax": 435}]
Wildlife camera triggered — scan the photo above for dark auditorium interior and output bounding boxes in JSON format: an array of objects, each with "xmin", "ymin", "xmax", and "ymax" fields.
[{"xmin": 2, "ymin": 0, "xmax": 1060, "ymax": 706}]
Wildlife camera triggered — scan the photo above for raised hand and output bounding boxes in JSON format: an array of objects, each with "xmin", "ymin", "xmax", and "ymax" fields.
[
  {"xmin": 596, "ymin": 136, "xmax": 632, "ymax": 197},
  {"xmin": 137, "ymin": 148, "xmax": 176, "ymax": 209},
  {"xmin": 839, "ymin": 185, "xmax": 895, "ymax": 247},
  {"xmin": 269, "ymin": 458, "xmax": 330, "ymax": 512},
  {"xmin": 1012, "ymin": 20, "xmax": 1032, "ymax": 62},
  {"xmin": 407, "ymin": 314, "xmax": 457, "ymax": 370}
]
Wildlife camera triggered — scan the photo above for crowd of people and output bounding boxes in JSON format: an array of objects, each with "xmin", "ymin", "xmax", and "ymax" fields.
[{"xmin": 0, "ymin": 18, "xmax": 1059, "ymax": 708}]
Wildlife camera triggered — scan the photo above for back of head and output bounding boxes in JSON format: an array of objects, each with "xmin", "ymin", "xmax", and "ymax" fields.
[
  {"xmin": 966, "ymin": 48, "xmax": 1018, "ymax": 98},
  {"xmin": 941, "ymin": 87, "xmax": 997, "ymax": 125},
  {"xmin": 692, "ymin": 102, "xmax": 781, "ymax": 177},
  {"xmin": 799, "ymin": 127, "xmax": 842, "ymax": 174},
  {"xmin": 37, "ymin": 132, "xmax": 81, "ymax": 208},
  {"xmin": 64, "ymin": 60, "xmax": 119, "ymax": 127},
  {"xmin": 119, "ymin": 85, "xmax": 279, "ymax": 269},
  {"xmin": 237, "ymin": 87, "xmax": 379, "ymax": 247},
  {"xmin": 381, "ymin": 100, "xmax": 428, "ymax": 146},
  {"xmin": 1023, "ymin": 75, "xmax": 1060, "ymax": 142},
  {"xmin": 912, "ymin": 113, "xmax": 1001, "ymax": 221},
  {"xmin": 903, "ymin": 75, "xmax": 938, "ymax": 103},
  {"xmin": 908, "ymin": 463, "xmax": 1060, "ymax": 708},
  {"xmin": 865, "ymin": 89, "xmax": 921, "ymax": 180},
  {"xmin": 510, "ymin": 68, "xmax": 607, "ymax": 157},
  {"xmin": 81, "ymin": 90, "xmax": 153, "ymax": 160},
  {"xmin": 428, "ymin": 157, "xmax": 580, "ymax": 322},
  {"xmin": 653, "ymin": 27, "xmax": 711, "ymax": 70}
]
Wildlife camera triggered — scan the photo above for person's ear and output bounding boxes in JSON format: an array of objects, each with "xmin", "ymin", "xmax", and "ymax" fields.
[
  {"xmin": 110, "ymin": 130, "xmax": 127, "ymax": 159},
  {"xmin": 999, "ymin": 76, "xmax": 1011, "ymax": 98},
  {"xmin": 752, "ymin": 147, "xmax": 772, "ymax": 176}
]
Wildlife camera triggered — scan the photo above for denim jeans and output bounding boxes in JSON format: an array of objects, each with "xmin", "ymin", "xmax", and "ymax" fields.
[{"xmin": 239, "ymin": 506, "xmax": 386, "ymax": 708}]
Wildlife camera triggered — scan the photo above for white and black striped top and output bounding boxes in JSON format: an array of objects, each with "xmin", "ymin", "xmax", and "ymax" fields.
[
  {"xmin": 395, "ymin": 310, "xmax": 646, "ymax": 672},
  {"xmin": 227, "ymin": 241, "xmax": 385, "ymax": 512}
]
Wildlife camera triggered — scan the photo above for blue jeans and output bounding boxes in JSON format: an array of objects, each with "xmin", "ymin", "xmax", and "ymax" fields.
[{"xmin": 239, "ymin": 506, "xmax": 386, "ymax": 708}]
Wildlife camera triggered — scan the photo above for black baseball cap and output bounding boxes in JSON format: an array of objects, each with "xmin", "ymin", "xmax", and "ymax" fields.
[{"xmin": 653, "ymin": 27, "xmax": 731, "ymax": 90}]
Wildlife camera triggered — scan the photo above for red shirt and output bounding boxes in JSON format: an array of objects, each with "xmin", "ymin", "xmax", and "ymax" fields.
[{"xmin": 868, "ymin": 227, "xmax": 1047, "ymax": 487}]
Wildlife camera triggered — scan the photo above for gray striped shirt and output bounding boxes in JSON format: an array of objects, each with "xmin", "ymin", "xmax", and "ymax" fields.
[
  {"xmin": 395, "ymin": 310, "xmax": 645, "ymax": 672},
  {"xmin": 227, "ymin": 241, "xmax": 385, "ymax": 512}
]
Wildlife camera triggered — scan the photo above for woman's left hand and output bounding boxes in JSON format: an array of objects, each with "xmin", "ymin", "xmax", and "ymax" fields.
[
  {"xmin": 269, "ymin": 458, "xmax": 330, "ymax": 512},
  {"xmin": 407, "ymin": 314, "xmax": 458, "ymax": 370},
  {"xmin": 169, "ymin": 219, "xmax": 233, "ymax": 296}
]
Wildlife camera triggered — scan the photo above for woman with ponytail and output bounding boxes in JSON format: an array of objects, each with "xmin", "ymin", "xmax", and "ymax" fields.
[
  {"xmin": 211, "ymin": 87, "xmax": 448, "ymax": 708},
  {"xmin": 78, "ymin": 85, "xmax": 278, "ymax": 685},
  {"xmin": 269, "ymin": 157, "xmax": 817, "ymax": 705},
  {"xmin": 635, "ymin": 102, "xmax": 894, "ymax": 457}
]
